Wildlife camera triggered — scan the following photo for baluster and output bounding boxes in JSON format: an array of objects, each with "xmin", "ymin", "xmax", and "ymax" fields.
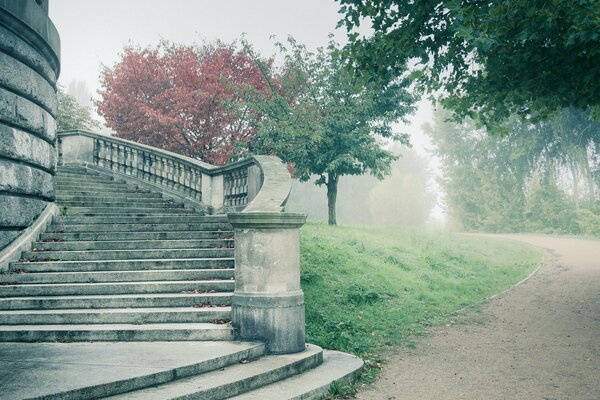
[
  {"xmin": 126, "ymin": 148, "xmax": 134, "ymax": 175},
  {"xmin": 112, "ymin": 144, "xmax": 118, "ymax": 173},
  {"xmin": 143, "ymin": 152, "xmax": 150, "ymax": 182},
  {"xmin": 174, "ymin": 163, "xmax": 181, "ymax": 191},
  {"xmin": 106, "ymin": 142, "xmax": 112, "ymax": 170},
  {"xmin": 92, "ymin": 139, "xmax": 99, "ymax": 166},
  {"xmin": 102, "ymin": 140, "xmax": 107, "ymax": 168},
  {"xmin": 120, "ymin": 146, "xmax": 126, "ymax": 174},
  {"xmin": 99, "ymin": 140, "xmax": 106, "ymax": 168},
  {"xmin": 166, "ymin": 159, "xmax": 173, "ymax": 188},
  {"xmin": 195, "ymin": 169, "xmax": 202, "ymax": 201},
  {"xmin": 120, "ymin": 145, "xmax": 126, "ymax": 174},
  {"xmin": 146, "ymin": 152, "xmax": 151, "ymax": 180},
  {"xmin": 157, "ymin": 157, "xmax": 165, "ymax": 186},
  {"xmin": 134, "ymin": 149, "xmax": 141, "ymax": 179},
  {"xmin": 152, "ymin": 154, "xmax": 157, "ymax": 183}
]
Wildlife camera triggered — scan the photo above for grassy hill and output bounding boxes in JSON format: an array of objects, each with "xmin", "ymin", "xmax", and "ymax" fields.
[{"xmin": 300, "ymin": 223, "xmax": 541, "ymax": 382}]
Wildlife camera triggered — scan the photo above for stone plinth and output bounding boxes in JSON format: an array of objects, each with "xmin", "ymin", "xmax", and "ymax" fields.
[
  {"xmin": 228, "ymin": 212, "xmax": 307, "ymax": 354},
  {"xmin": 0, "ymin": 0, "xmax": 60, "ymax": 250}
]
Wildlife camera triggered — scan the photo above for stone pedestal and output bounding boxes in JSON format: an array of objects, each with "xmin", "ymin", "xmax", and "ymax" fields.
[{"xmin": 228, "ymin": 212, "xmax": 307, "ymax": 354}]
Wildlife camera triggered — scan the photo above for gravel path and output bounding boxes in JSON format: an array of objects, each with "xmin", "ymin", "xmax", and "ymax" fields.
[{"xmin": 357, "ymin": 234, "xmax": 600, "ymax": 400}]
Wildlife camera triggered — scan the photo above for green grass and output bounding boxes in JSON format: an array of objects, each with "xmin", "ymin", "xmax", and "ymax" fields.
[{"xmin": 300, "ymin": 222, "xmax": 541, "ymax": 384}]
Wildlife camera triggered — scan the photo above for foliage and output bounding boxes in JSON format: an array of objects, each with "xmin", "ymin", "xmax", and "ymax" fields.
[
  {"xmin": 96, "ymin": 41, "xmax": 270, "ymax": 165},
  {"xmin": 426, "ymin": 107, "xmax": 600, "ymax": 234},
  {"xmin": 57, "ymin": 87, "xmax": 99, "ymax": 131},
  {"xmin": 240, "ymin": 38, "xmax": 416, "ymax": 224},
  {"xmin": 337, "ymin": 0, "xmax": 600, "ymax": 130},
  {"xmin": 301, "ymin": 223, "xmax": 541, "ymax": 383}
]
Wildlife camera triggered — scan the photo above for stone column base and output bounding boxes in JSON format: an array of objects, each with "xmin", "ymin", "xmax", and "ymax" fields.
[{"xmin": 232, "ymin": 292, "xmax": 305, "ymax": 354}]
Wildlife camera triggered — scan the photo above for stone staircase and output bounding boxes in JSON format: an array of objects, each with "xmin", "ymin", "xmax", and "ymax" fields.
[
  {"xmin": 0, "ymin": 166, "xmax": 235, "ymax": 342},
  {"xmin": 0, "ymin": 165, "xmax": 363, "ymax": 399}
]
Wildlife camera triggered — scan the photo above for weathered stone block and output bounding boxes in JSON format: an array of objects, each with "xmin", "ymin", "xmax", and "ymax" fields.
[
  {"xmin": 0, "ymin": 194, "xmax": 47, "ymax": 227},
  {"xmin": 0, "ymin": 124, "xmax": 55, "ymax": 171},
  {"xmin": 0, "ymin": 25, "xmax": 57, "ymax": 84},
  {"xmin": 232, "ymin": 293, "xmax": 306, "ymax": 354},
  {"xmin": 0, "ymin": 51, "xmax": 57, "ymax": 115},
  {"xmin": 0, "ymin": 230, "xmax": 22, "ymax": 250},
  {"xmin": 0, "ymin": 86, "xmax": 55, "ymax": 142},
  {"xmin": 0, "ymin": 159, "xmax": 54, "ymax": 199}
]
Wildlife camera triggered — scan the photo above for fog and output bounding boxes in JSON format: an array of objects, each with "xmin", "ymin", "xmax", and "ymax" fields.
[{"xmin": 49, "ymin": 0, "xmax": 444, "ymax": 225}]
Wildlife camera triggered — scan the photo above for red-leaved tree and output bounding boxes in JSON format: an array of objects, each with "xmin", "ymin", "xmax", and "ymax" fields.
[{"xmin": 96, "ymin": 42, "xmax": 270, "ymax": 165}]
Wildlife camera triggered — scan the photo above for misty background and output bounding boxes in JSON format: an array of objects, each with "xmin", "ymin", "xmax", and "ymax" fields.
[{"xmin": 49, "ymin": 0, "xmax": 443, "ymax": 225}]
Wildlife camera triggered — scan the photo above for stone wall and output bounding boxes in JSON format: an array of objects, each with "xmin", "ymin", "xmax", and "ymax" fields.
[{"xmin": 0, "ymin": 1, "xmax": 60, "ymax": 249}]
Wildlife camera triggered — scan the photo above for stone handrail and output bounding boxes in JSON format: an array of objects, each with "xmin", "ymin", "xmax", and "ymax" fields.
[{"xmin": 57, "ymin": 130, "xmax": 291, "ymax": 214}]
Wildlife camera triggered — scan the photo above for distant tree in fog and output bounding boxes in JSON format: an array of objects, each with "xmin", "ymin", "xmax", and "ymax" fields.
[
  {"xmin": 66, "ymin": 80, "xmax": 93, "ymax": 110},
  {"xmin": 57, "ymin": 86, "xmax": 99, "ymax": 131},
  {"xmin": 368, "ymin": 149, "xmax": 436, "ymax": 226}
]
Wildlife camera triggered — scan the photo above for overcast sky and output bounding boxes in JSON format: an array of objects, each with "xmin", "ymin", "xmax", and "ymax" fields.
[{"xmin": 49, "ymin": 0, "xmax": 433, "ymax": 144}]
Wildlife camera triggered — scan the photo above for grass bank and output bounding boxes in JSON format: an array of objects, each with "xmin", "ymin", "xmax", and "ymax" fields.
[{"xmin": 300, "ymin": 223, "xmax": 541, "ymax": 382}]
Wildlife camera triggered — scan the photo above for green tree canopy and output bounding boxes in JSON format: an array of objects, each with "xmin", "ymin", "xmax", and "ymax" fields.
[
  {"xmin": 338, "ymin": 0, "xmax": 600, "ymax": 130},
  {"xmin": 241, "ymin": 38, "xmax": 416, "ymax": 224},
  {"xmin": 57, "ymin": 86, "xmax": 99, "ymax": 131}
]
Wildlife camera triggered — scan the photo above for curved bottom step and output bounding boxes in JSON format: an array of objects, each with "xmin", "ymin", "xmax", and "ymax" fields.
[
  {"xmin": 230, "ymin": 350, "xmax": 364, "ymax": 400},
  {"xmin": 107, "ymin": 344, "xmax": 324, "ymax": 399}
]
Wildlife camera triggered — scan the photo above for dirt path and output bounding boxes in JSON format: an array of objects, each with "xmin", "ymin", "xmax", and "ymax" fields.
[{"xmin": 357, "ymin": 235, "xmax": 600, "ymax": 400}]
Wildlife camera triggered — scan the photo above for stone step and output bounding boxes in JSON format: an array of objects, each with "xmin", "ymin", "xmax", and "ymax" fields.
[
  {"xmin": 57, "ymin": 181, "xmax": 134, "ymax": 190},
  {"xmin": 56, "ymin": 176, "xmax": 124, "ymax": 184},
  {"xmin": 0, "ymin": 268, "xmax": 235, "ymax": 284},
  {"xmin": 58, "ymin": 189, "xmax": 156, "ymax": 199},
  {"xmin": 53, "ymin": 215, "xmax": 227, "ymax": 225},
  {"xmin": 57, "ymin": 201, "xmax": 186, "ymax": 209},
  {"xmin": 32, "ymin": 239, "xmax": 234, "ymax": 251},
  {"xmin": 0, "ymin": 342, "xmax": 267, "ymax": 400},
  {"xmin": 56, "ymin": 190, "xmax": 163, "ymax": 199},
  {"xmin": 21, "ymin": 248, "xmax": 234, "ymax": 261},
  {"xmin": 46, "ymin": 222, "xmax": 232, "ymax": 232},
  {"xmin": 55, "ymin": 169, "xmax": 100, "ymax": 177},
  {"xmin": 9, "ymin": 258, "xmax": 234, "ymax": 272},
  {"xmin": 0, "ymin": 322, "xmax": 234, "ymax": 342},
  {"xmin": 230, "ymin": 350, "xmax": 364, "ymax": 400},
  {"xmin": 56, "ymin": 179, "xmax": 142, "ymax": 187},
  {"xmin": 39, "ymin": 230, "xmax": 234, "ymax": 242},
  {"xmin": 0, "ymin": 280, "xmax": 235, "ymax": 297},
  {"xmin": 0, "ymin": 306, "xmax": 231, "ymax": 325},
  {"xmin": 107, "ymin": 345, "xmax": 323, "ymax": 400},
  {"xmin": 57, "ymin": 186, "xmax": 152, "ymax": 195},
  {"xmin": 65, "ymin": 207, "xmax": 193, "ymax": 215},
  {"xmin": 0, "ymin": 293, "xmax": 233, "ymax": 310},
  {"xmin": 57, "ymin": 195, "xmax": 169, "ymax": 204}
]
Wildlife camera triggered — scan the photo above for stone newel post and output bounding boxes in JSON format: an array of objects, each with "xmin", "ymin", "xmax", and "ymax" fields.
[{"xmin": 228, "ymin": 212, "xmax": 307, "ymax": 354}]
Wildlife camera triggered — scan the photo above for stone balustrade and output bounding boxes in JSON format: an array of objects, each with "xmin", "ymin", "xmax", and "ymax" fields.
[{"xmin": 57, "ymin": 130, "xmax": 266, "ymax": 214}]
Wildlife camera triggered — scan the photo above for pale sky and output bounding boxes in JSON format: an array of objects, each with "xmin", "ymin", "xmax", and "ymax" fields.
[{"xmin": 49, "ymin": 0, "xmax": 442, "ymax": 220}]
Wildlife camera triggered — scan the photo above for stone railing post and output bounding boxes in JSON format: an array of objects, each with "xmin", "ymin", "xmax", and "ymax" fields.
[
  {"xmin": 228, "ymin": 213, "xmax": 307, "ymax": 354},
  {"xmin": 228, "ymin": 155, "xmax": 305, "ymax": 354}
]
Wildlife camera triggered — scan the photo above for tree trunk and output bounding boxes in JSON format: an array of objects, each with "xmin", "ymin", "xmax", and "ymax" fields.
[
  {"xmin": 582, "ymin": 151, "xmax": 595, "ymax": 202},
  {"xmin": 326, "ymin": 173, "xmax": 338, "ymax": 225},
  {"xmin": 570, "ymin": 161, "xmax": 580, "ymax": 209}
]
